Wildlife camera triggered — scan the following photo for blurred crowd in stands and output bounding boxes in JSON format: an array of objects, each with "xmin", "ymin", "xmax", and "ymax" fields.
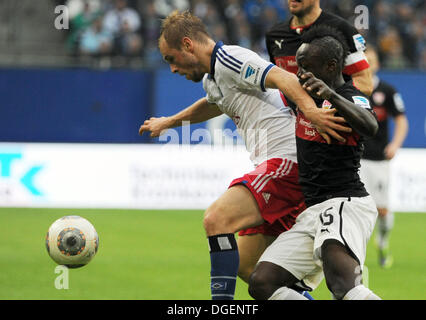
[{"xmin": 56, "ymin": 0, "xmax": 426, "ymax": 70}]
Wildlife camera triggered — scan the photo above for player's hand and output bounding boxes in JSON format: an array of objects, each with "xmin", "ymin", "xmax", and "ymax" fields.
[
  {"xmin": 303, "ymin": 108, "xmax": 352, "ymax": 144},
  {"xmin": 299, "ymin": 72, "xmax": 333, "ymax": 100},
  {"xmin": 298, "ymin": 72, "xmax": 352, "ymax": 143},
  {"xmin": 384, "ymin": 142, "xmax": 398, "ymax": 160},
  {"xmin": 138, "ymin": 117, "xmax": 172, "ymax": 137}
]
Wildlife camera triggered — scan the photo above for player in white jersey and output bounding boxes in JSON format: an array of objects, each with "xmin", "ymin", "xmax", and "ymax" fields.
[{"xmin": 138, "ymin": 10, "xmax": 351, "ymax": 300}]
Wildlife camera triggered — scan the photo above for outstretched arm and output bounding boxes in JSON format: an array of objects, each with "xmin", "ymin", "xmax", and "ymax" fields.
[
  {"xmin": 300, "ymin": 72, "xmax": 378, "ymax": 137},
  {"xmin": 139, "ymin": 97, "xmax": 223, "ymax": 137},
  {"xmin": 265, "ymin": 66, "xmax": 352, "ymax": 143}
]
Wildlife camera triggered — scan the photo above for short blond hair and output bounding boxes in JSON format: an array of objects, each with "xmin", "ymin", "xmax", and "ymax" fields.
[{"xmin": 160, "ymin": 10, "xmax": 210, "ymax": 49}]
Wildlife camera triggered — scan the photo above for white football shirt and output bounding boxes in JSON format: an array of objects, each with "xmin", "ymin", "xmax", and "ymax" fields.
[{"xmin": 203, "ymin": 41, "xmax": 297, "ymax": 166}]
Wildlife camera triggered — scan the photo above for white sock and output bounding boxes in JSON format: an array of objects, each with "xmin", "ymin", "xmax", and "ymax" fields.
[
  {"xmin": 268, "ymin": 287, "xmax": 309, "ymax": 300},
  {"xmin": 343, "ymin": 285, "xmax": 381, "ymax": 300}
]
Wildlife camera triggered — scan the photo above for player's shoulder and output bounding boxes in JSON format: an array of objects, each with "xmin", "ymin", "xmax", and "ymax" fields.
[
  {"xmin": 338, "ymin": 81, "xmax": 371, "ymax": 108},
  {"xmin": 319, "ymin": 11, "xmax": 365, "ymax": 48},
  {"xmin": 216, "ymin": 43, "xmax": 266, "ymax": 70},
  {"xmin": 319, "ymin": 11, "xmax": 357, "ymax": 33},
  {"xmin": 213, "ymin": 43, "xmax": 248, "ymax": 75},
  {"xmin": 266, "ymin": 18, "xmax": 292, "ymax": 38},
  {"xmin": 376, "ymin": 78, "xmax": 398, "ymax": 94}
]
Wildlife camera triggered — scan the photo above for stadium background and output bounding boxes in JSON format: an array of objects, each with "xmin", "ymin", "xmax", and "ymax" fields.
[{"xmin": 0, "ymin": 0, "xmax": 425, "ymax": 300}]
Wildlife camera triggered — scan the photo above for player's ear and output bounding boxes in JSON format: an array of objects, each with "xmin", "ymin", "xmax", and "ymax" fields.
[
  {"xmin": 182, "ymin": 37, "xmax": 193, "ymax": 52},
  {"xmin": 327, "ymin": 58, "xmax": 338, "ymax": 72}
]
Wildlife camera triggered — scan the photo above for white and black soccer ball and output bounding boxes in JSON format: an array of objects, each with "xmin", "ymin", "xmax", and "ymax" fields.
[{"xmin": 46, "ymin": 216, "xmax": 99, "ymax": 268}]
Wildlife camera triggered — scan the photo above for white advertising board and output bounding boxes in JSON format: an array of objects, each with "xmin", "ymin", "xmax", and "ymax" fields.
[
  {"xmin": 0, "ymin": 143, "xmax": 424, "ymax": 212},
  {"xmin": 0, "ymin": 143, "xmax": 252, "ymax": 209}
]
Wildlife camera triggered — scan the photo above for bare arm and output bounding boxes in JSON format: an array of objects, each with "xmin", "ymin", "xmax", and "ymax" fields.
[
  {"xmin": 139, "ymin": 97, "xmax": 223, "ymax": 137},
  {"xmin": 351, "ymin": 68, "xmax": 373, "ymax": 97},
  {"xmin": 385, "ymin": 114, "xmax": 409, "ymax": 159},
  {"xmin": 265, "ymin": 66, "xmax": 352, "ymax": 143}
]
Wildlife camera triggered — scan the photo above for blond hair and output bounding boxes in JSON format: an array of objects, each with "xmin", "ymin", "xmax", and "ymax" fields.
[{"xmin": 160, "ymin": 10, "xmax": 210, "ymax": 49}]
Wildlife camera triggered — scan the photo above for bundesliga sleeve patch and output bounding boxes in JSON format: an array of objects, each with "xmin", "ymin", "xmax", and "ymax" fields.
[
  {"xmin": 393, "ymin": 93, "xmax": 406, "ymax": 112},
  {"xmin": 352, "ymin": 34, "xmax": 366, "ymax": 51},
  {"xmin": 241, "ymin": 62, "xmax": 262, "ymax": 86},
  {"xmin": 352, "ymin": 96, "xmax": 371, "ymax": 109}
]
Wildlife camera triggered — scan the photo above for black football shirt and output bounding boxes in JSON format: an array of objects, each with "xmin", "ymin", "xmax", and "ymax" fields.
[
  {"xmin": 362, "ymin": 77, "xmax": 406, "ymax": 160},
  {"xmin": 286, "ymin": 81, "xmax": 373, "ymax": 207},
  {"xmin": 266, "ymin": 11, "xmax": 369, "ymax": 76}
]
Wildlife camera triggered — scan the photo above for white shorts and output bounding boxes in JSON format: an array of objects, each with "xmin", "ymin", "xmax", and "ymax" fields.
[
  {"xmin": 360, "ymin": 159, "xmax": 390, "ymax": 208},
  {"xmin": 257, "ymin": 196, "xmax": 378, "ymax": 290}
]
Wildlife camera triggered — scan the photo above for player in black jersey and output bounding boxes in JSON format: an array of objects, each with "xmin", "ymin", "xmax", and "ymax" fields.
[
  {"xmin": 248, "ymin": 26, "xmax": 381, "ymax": 300},
  {"xmin": 360, "ymin": 47, "xmax": 409, "ymax": 268},
  {"xmin": 266, "ymin": 0, "xmax": 373, "ymax": 96}
]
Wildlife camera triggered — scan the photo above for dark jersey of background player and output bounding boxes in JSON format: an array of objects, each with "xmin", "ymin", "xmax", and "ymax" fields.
[
  {"xmin": 286, "ymin": 82, "xmax": 373, "ymax": 207},
  {"xmin": 362, "ymin": 78, "xmax": 406, "ymax": 160},
  {"xmin": 266, "ymin": 11, "xmax": 369, "ymax": 78}
]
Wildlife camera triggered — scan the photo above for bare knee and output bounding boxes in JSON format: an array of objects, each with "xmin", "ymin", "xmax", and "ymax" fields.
[
  {"xmin": 325, "ymin": 273, "xmax": 353, "ymax": 300},
  {"xmin": 203, "ymin": 202, "xmax": 231, "ymax": 236},
  {"xmin": 248, "ymin": 262, "xmax": 296, "ymax": 300},
  {"xmin": 322, "ymin": 240, "xmax": 361, "ymax": 300},
  {"xmin": 248, "ymin": 267, "xmax": 275, "ymax": 300}
]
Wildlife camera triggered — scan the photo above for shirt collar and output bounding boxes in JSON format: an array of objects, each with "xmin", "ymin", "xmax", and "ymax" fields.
[{"xmin": 210, "ymin": 41, "xmax": 223, "ymax": 79}]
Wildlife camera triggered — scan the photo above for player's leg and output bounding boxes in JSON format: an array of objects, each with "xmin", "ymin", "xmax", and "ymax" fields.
[
  {"xmin": 316, "ymin": 197, "xmax": 381, "ymax": 300},
  {"xmin": 237, "ymin": 233, "xmax": 276, "ymax": 283},
  {"xmin": 204, "ymin": 184, "xmax": 264, "ymax": 300},
  {"xmin": 360, "ymin": 160, "xmax": 392, "ymax": 267},
  {"xmin": 321, "ymin": 239, "xmax": 380, "ymax": 300},
  {"xmin": 376, "ymin": 207, "xmax": 394, "ymax": 268},
  {"xmin": 237, "ymin": 233, "xmax": 314, "ymax": 300},
  {"xmin": 248, "ymin": 261, "xmax": 305, "ymax": 300},
  {"xmin": 248, "ymin": 210, "xmax": 321, "ymax": 300}
]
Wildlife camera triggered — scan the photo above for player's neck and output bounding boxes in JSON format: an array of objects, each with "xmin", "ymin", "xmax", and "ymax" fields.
[
  {"xmin": 330, "ymin": 75, "xmax": 345, "ymax": 90},
  {"xmin": 292, "ymin": 7, "xmax": 322, "ymax": 28},
  {"xmin": 199, "ymin": 39, "xmax": 217, "ymax": 75}
]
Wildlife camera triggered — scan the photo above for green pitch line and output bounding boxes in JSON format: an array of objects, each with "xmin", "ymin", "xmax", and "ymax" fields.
[{"xmin": 0, "ymin": 208, "xmax": 424, "ymax": 300}]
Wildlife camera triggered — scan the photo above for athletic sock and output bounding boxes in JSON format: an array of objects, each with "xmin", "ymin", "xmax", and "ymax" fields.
[
  {"xmin": 377, "ymin": 212, "xmax": 394, "ymax": 250},
  {"xmin": 268, "ymin": 287, "xmax": 309, "ymax": 300},
  {"xmin": 343, "ymin": 285, "xmax": 381, "ymax": 300},
  {"xmin": 208, "ymin": 233, "xmax": 239, "ymax": 300}
]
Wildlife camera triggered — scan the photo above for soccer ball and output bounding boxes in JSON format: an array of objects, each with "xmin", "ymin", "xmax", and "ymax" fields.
[{"xmin": 46, "ymin": 215, "xmax": 99, "ymax": 268}]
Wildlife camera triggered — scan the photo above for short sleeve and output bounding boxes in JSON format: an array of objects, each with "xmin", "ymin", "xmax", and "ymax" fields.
[
  {"xmin": 337, "ymin": 21, "xmax": 370, "ymax": 75},
  {"xmin": 215, "ymin": 45, "xmax": 275, "ymax": 92},
  {"xmin": 386, "ymin": 87, "xmax": 406, "ymax": 116}
]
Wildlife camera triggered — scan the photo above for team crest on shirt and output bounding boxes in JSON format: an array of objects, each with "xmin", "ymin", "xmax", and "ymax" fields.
[
  {"xmin": 322, "ymin": 100, "xmax": 333, "ymax": 109},
  {"xmin": 372, "ymin": 91, "xmax": 385, "ymax": 105}
]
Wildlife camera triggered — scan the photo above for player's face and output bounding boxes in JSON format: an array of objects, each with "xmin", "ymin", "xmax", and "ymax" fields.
[
  {"xmin": 287, "ymin": 0, "xmax": 318, "ymax": 17},
  {"xmin": 159, "ymin": 36, "xmax": 206, "ymax": 83},
  {"xmin": 296, "ymin": 43, "xmax": 329, "ymax": 82}
]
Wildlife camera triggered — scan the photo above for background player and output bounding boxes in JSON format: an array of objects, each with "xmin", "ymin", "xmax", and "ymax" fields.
[
  {"xmin": 139, "ymin": 11, "xmax": 350, "ymax": 300},
  {"xmin": 266, "ymin": 0, "xmax": 373, "ymax": 96},
  {"xmin": 360, "ymin": 47, "xmax": 409, "ymax": 268},
  {"xmin": 248, "ymin": 25, "xmax": 380, "ymax": 300}
]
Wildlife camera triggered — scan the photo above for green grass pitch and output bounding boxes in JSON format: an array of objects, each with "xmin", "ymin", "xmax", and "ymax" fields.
[{"xmin": 1, "ymin": 208, "xmax": 425, "ymax": 300}]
